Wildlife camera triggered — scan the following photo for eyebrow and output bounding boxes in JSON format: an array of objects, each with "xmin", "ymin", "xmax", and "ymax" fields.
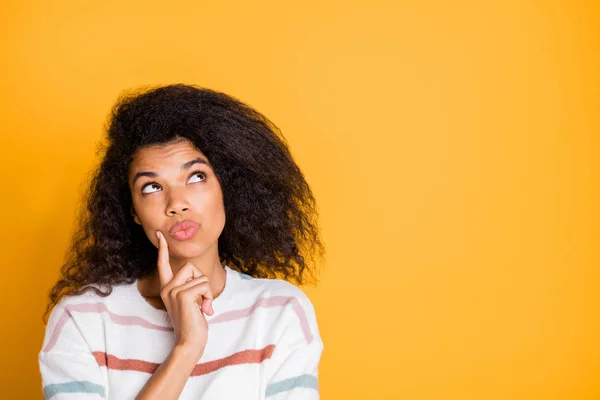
[{"xmin": 132, "ymin": 157, "xmax": 209, "ymax": 186}]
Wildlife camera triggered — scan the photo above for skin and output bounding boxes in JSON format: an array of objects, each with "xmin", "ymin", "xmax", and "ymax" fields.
[
  {"xmin": 130, "ymin": 137, "xmax": 227, "ymax": 399},
  {"xmin": 127, "ymin": 138, "xmax": 227, "ymax": 309},
  {"xmin": 136, "ymin": 248, "xmax": 212, "ymax": 400}
]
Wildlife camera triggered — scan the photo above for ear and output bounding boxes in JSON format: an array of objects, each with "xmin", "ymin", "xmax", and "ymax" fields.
[{"xmin": 130, "ymin": 205, "xmax": 141, "ymax": 225}]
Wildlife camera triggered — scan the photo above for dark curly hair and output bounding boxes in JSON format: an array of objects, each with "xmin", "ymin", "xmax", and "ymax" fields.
[{"xmin": 42, "ymin": 83, "xmax": 325, "ymax": 324}]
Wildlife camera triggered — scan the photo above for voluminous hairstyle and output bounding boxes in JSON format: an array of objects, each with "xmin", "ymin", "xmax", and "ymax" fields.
[{"xmin": 43, "ymin": 83, "xmax": 325, "ymax": 324}]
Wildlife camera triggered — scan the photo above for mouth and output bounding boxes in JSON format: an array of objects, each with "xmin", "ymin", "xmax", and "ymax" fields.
[{"xmin": 168, "ymin": 220, "xmax": 200, "ymax": 241}]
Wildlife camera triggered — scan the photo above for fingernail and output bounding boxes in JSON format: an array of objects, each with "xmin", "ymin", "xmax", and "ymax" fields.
[{"xmin": 156, "ymin": 231, "xmax": 161, "ymax": 240}]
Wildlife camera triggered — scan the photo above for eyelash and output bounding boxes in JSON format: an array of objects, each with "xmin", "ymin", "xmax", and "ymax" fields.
[{"xmin": 141, "ymin": 170, "xmax": 207, "ymax": 194}]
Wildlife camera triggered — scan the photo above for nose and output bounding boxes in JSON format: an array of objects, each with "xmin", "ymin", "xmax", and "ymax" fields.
[{"xmin": 165, "ymin": 186, "xmax": 191, "ymax": 216}]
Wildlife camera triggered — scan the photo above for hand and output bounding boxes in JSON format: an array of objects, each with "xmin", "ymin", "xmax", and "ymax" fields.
[{"xmin": 155, "ymin": 230, "xmax": 214, "ymax": 355}]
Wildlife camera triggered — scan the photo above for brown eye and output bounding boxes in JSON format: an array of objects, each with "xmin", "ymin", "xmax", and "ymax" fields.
[
  {"xmin": 141, "ymin": 183, "xmax": 161, "ymax": 194},
  {"xmin": 188, "ymin": 171, "xmax": 207, "ymax": 183}
]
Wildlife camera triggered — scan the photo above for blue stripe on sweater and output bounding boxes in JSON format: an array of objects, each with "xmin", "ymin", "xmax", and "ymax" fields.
[
  {"xmin": 265, "ymin": 374, "xmax": 319, "ymax": 397},
  {"xmin": 44, "ymin": 381, "xmax": 105, "ymax": 399}
]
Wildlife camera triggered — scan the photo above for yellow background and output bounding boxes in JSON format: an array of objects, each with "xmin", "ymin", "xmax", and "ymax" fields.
[{"xmin": 1, "ymin": 0, "xmax": 599, "ymax": 398}]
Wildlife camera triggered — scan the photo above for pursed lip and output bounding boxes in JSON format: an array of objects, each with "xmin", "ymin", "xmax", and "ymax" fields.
[{"xmin": 168, "ymin": 220, "xmax": 200, "ymax": 235}]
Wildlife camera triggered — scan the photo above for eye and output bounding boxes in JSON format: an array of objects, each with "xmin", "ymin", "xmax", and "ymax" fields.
[
  {"xmin": 188, "ymin": 171, "xmax": 207, "ymax": 183},
  {"xmin": 141, "ymin": 183, "xmax": 161, "ymax": 194}
]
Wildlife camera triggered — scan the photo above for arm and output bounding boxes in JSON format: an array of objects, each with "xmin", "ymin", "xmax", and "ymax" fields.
[
  {"xmin": 136, "ymin": 233, "xmax": 212, "ymax": 399},
  {"xmin": 135, "ymin": 344, "xmax": 203, "ymax": 400},
  {"xmin": 264, "ymin": 291, "xmax": 324, "ymax": 399},
  {"xmin": 38, "ymin": 303, "xmax": 108, "ymax": 399}
]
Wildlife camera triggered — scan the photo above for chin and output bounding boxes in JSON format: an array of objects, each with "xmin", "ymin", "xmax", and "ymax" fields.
[{"xmin": 170, "ymin": 240, "xmax": 210, "ymax": 258}]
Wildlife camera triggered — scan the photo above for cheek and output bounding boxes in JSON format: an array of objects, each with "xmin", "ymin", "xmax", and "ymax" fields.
[
  {"xmin": 205, "ymin": 192, "xmax": 226, "ymax": 231},
  {"xmin": 133, "ymin": 199, "xmax": 161, "ymax": 227}
]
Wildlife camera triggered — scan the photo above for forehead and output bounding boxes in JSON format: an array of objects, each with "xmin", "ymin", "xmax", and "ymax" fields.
[{"xmin": 129, "ymin": 139, "xmax": 210, "ymax": 170}]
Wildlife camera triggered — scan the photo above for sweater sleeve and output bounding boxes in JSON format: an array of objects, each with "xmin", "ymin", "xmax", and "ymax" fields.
[
  {"xmin": 264, "ymin": 288, "xmax": 324, "ymax": 399},
  {"xmin": 38, "ymin": 301, "xmax": 108, "ymax": 399}
]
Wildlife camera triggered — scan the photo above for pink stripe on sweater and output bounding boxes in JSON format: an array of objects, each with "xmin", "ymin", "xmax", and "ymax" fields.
[
  {"xmin": 210, "ymin": 296, "xmax": 314, "ymax": 344},
  {"xmin": 43, "ymin": 295, "xmax": 314, "ymax": 353},
  {"xmin": 43, "ymin": 303, "xmax": 173, "ymax": 352}
]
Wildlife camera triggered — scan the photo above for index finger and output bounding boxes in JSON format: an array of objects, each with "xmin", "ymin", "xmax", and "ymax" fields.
[{"xmin": 156, "ymin": 231, "xmax": 173, "ymax": 288}]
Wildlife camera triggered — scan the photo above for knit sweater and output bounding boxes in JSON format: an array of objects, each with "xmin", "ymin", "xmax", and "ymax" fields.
[{"xmin": 38, "ymin": 265, "xmax": 323, "ymax": 399}]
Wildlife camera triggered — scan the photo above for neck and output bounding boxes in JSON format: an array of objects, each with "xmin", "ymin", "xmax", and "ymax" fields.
[{"xmin": 169, "ymin": 250, "xmax": 223, "ymax": 279}]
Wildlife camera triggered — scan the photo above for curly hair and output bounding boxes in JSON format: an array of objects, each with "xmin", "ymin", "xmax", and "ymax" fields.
[{"xmin": 42, "ymin": 83, "xmax": 325, "ymax": 324}]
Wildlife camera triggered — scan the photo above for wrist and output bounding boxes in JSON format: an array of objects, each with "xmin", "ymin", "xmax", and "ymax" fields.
[{"xmin": 173, "ymin": 343, "xmax": 204, "ymax": 364}]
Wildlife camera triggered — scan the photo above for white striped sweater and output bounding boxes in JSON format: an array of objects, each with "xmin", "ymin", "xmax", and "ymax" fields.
[{"xmin": 38, "ymin": 265, "xmax": 323, "ymax": 399}]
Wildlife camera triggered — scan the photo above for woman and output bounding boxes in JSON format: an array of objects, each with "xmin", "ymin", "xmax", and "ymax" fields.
[{"xmin": 38, "ymin": 84, "xmax": 325, "ymax": 399}]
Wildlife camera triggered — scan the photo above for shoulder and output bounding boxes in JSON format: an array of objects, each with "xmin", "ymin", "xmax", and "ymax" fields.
[
  {"xmin": 48, "ymin": 284, "xmax": 107, "ymax": 314},
  {"xmin": 44, "ymin": 282, "xmax": 129, "ymax": 333},
  {"xmin": 41, "ymin": 284, "xmax": 114, "ymax": 354},
  {"xmin": 52, "ymin": 282, "xmax": 125, "ymax": 311},
  {"xmin": 241, "ymin": 274, "xmax": 316, "ymax": 313},
  {"xmin": 238, "ymin": 274, "xmax": 321, "ymax": 340}
]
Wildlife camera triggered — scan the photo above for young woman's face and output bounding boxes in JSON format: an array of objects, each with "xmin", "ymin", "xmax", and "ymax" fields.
[{"xmin": 127, "ymin": 138, "xmax": 226, "ymax": 260}]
